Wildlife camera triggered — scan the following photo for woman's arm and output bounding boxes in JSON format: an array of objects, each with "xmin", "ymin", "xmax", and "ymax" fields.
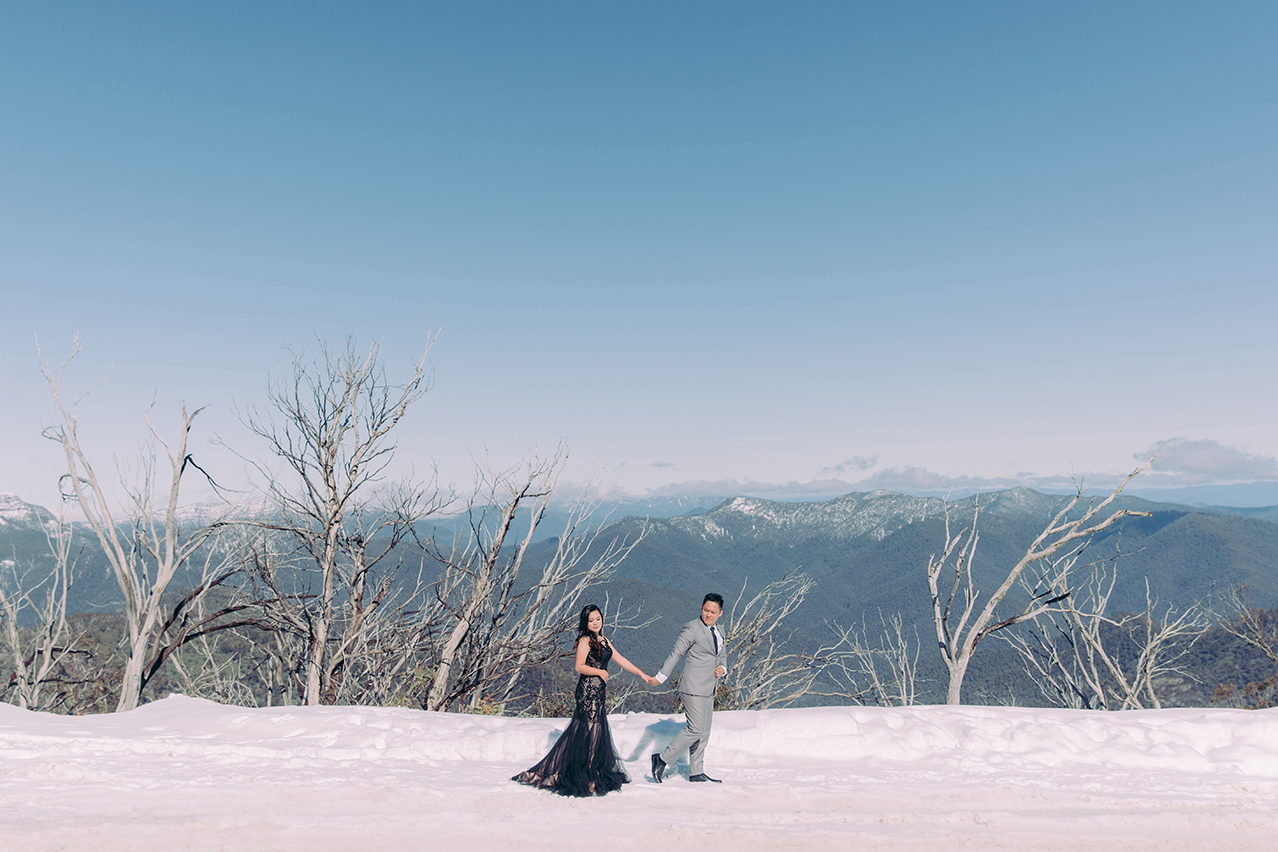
[
  {"xmin": 575, "ymin": 637, "xmax": 609, "ymax": 681},
  {"xmin": 608, "ymin": 642, "xmax": 660, "ymax": 686}
]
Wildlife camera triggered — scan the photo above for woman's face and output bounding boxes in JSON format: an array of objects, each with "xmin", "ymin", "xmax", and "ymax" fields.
[{"xmin": 588, "ymin": 609, "xmax": 603, "ymax": 633}]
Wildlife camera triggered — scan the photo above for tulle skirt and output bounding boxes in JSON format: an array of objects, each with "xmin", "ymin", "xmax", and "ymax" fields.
[{"xmin": 512, "ymin": 677, "xmax": 630, "ymax": 797}]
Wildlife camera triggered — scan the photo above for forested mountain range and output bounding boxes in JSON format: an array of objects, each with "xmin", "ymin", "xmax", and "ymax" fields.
[
  {"xmin": 605, "ymin": 488, "xmax": 1278, "ymax": 612},
  {"xmin": 4, "ymin": 488, "xmax": 1278, "ymax": 705},
  {"xmin": 573, "ymin": 489, "xmax": 1278, "ymax": 700}
]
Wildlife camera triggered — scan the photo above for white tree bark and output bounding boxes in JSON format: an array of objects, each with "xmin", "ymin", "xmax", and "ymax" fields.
[
  {"xmin": 244, "ymin": 336, "xmax": 440, "ymax": 706},
  {"xmin": 421, "ymin": 455, "xmax": 646, "ymax": 713},
  {"xmin": 39, "ymin": 336, "xmax": 231, "ymax": 712},
  {"xmin": 927, "ymin": 460, "xmax": 1153, "ymax": 705},
  {"xmin": 0, "ymin": 511, "xmax": 78, "ymax": 711},
  {"xmin": 828, "ymin": 612, "xmax": 922, "ymax": 707},
  {"xmin": 718, "ymin": 572, "xmax": 830, "ymax": 710},
  {"xmin": 1005, "ymin": 553, "xmax": 1209, "ymax": 710}
]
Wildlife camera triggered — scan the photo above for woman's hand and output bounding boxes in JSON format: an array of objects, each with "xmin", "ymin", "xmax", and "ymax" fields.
[
  {"xmin": 599, "ymin": 670, "xmax": 609, "ymax": 682},
  {"xmin": 643, "ymin": 674, "xmax": 659, "ymax": 686}
]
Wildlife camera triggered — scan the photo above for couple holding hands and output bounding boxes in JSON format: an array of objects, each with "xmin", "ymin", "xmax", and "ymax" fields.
[{"xmin": 512, "ymin": 594, "xmax": 728, "ymax": 797}]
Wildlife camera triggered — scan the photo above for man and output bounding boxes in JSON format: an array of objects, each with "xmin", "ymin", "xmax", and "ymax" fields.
[{"xmin": 651, "ymin": 593, "xmax": 728, "ymax": 784}]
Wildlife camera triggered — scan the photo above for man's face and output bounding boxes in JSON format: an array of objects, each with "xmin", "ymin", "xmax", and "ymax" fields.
[{"xmin": 700, "ymin": 600, "xmax": 723, "ymax": 628}]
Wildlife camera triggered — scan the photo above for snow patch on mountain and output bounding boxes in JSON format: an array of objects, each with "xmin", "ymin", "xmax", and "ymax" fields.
[
  {"xmin": 668, "ymin": 491, "xmax": 946, "ymax": 544},
  {"xmin": 0, "ymin": 494, "xmax": 56, "ymax": 530}
]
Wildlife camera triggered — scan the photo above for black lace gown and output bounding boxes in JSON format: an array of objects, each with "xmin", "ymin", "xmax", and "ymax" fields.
[{"xmin": 512, "ymin": 639, "xmax": 630, "ymax": 797}]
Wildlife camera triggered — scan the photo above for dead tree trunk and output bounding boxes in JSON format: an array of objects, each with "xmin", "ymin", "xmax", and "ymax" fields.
[
  {"xmin": 927, "ymin": 460, "xmax": 1153, "ymax": 705},
  {"xmin": 243, "ymin": 336, "xmax": 440, "ymax": 706},
  {"xmin": 1005, "ymin": 550, "xmax": 1209, "ymax": 710},
  {"xmin": 40, "ymin": 336, "xmax": 233, "ymax": 712},
  {"xmin": 0, "ymin": 510, "xmax": 78, "ymax": 711},
  {"xmin": 421, "ymin": 455, "xmax": 646, "ymax": 713}
]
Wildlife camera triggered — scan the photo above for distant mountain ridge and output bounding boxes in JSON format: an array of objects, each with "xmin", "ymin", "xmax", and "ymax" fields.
[
  {"xmin": 616, "ymin": 486, "xmax": 1232, "ymax": 580},
  {"xmin": 0, "ymin": 493, "xmax": 57, "ymax": 531},
  {"xmin": 5, "ymin": 486, "xmax": 1278, "ymax": 703},
  {"xmin": 663, "ymin": 491, "xmax": 943, "ymax": 545},
  {"xmin": 565, "ymin": 486, "xmax": 1278, "ymax": 703}
]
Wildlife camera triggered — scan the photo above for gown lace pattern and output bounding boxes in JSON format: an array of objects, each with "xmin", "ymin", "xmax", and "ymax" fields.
[{"xmin": 512, "ymin": 639, "xmax": 630, "ymax": 797}]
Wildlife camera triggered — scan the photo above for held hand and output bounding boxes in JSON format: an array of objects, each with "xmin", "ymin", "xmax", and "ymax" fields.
[
  {"xmin": 643, "ymin": 675, "xmax": 659, "ymax": 686},
  {"xmin": 715, "ymin": 665, "xmax": 726, "ymax": 679}
]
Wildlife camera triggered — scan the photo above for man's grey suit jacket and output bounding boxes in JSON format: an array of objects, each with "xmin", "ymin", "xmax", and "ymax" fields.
[{"xmin": 657, "ymin": 618, "xmax": 727, "ymax": 697}]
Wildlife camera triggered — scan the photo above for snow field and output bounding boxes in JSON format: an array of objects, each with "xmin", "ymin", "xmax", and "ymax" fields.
[{"xmin": 2, "ymin": 696, "xmax": 1277, "ymax": 851}]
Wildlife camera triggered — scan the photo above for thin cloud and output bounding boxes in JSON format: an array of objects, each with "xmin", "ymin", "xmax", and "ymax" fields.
[
  {"xmin": 563, "ymin": 437, "xmax": 1278, "ymax": 510},
  {"xmin": 1138, "ymin": 438, "xmax": 1278, "ymax": 484},
  {"xmin": 820, "ymin": 456, "xmax": 879, "ymax": 476},
  {"xmin": 847, "ymin": 466, "xmax": 1029, "ymax": 494},
  {"xmin": 646, "ymin": 478, "xmax": 859, "ymax": 499}
]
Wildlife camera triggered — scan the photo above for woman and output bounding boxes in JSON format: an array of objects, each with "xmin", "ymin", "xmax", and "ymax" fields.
[{"xmin": 512, "ymin": 604, "xmax": 657, "ymax": 796}]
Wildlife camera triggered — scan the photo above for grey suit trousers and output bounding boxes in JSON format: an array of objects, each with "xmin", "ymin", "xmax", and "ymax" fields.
[{"xmin": 659, "ymin": 692, "xmax": 713, "ymax": 776}]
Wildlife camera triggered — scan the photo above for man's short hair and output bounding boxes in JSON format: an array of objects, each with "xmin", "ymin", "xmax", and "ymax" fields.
[{"xmin": 703, "ymin": 593, "xmax": 724, "ymax": 610}]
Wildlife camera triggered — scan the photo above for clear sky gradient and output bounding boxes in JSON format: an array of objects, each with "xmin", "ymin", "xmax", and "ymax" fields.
[{"xmin": 3, "ymin": 2, "xmax": 1276, "ymax": 510}]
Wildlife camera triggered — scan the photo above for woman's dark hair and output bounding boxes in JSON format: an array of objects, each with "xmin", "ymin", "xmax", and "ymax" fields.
[{"xmin": 577, "ymin": 604, "xmax": 603, "ymax": 641}]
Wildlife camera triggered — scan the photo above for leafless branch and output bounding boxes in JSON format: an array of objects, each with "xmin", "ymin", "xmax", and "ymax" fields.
[{"xmin": 926, "ymin": 460, "xmax": 1154, "ymax": 704}]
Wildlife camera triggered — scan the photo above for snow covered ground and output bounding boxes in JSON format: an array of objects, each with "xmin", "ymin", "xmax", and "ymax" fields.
[{"xmin": 3, "ymin": 696, "xmax": 1277, "ymax": 851}]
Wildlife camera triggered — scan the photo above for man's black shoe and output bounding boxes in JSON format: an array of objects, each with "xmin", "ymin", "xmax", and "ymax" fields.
[
  {"xmin": 689, "ymin": 773, "xmax": 721, "ymax": 783},
  {"xmin": 651, "ymin": 753, "xmax": 666, "ymax": 783}
]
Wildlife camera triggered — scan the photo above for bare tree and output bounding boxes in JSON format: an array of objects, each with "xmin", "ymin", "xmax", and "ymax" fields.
[
  {"xmin": 40, "ymin": 336, "xmax": 235, "ymax": 712},
  {"xmin": 716, "ymin": 571, "xmax": 849, "ymax": 710},
  {"xmin": 1221, "ymin": 585, "xmax": 1278, "ymax": 668},
  {"xmin": 245, "ymin": 493, "xmax": 441, "ymax": 706},
  {"xmin": 1005, "ymin": 551, "xmax": 1209, "ymax": 710},
  {"xmin": 714, "ymin": 575, "xmax": 923, "ymax": 710},
  {"xmin": 420, "ymin": 456, "xmax": 646, "ymax": 713},
  {"xmin": 827, "ymin": 612, "xmax": 923, "ymax": 707},
  {"xmin": 133, "ymin": 525, "xmax": 288, "ymax": 701},
  {"xmin": 927, "ymin": 460, "xmax": 1153, "ymax": 705},
  {"xmin": 243, "ymin": 336, "xmax": 443, "ymax": 706},
  {"xmin": 1214, "ymin": 585, "xmax": 1278, "ymax": 709},
  {"xmin": 165, "ymin": 634, "xmax": 260, "ymax": 707},
  {"xmin": 0, "ymin": 511, "xmax": 87, "ymax": 711}
]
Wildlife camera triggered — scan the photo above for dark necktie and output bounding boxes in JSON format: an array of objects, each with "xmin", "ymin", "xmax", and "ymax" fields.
[{"xmin": 710, "ymin": 625, "xmax": 719, "ymax": 654}]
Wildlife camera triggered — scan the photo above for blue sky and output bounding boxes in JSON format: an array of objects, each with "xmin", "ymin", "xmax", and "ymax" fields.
[{"xmin": 2, "ymin": 2, "xmax": 1276, "ymax": 510}]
